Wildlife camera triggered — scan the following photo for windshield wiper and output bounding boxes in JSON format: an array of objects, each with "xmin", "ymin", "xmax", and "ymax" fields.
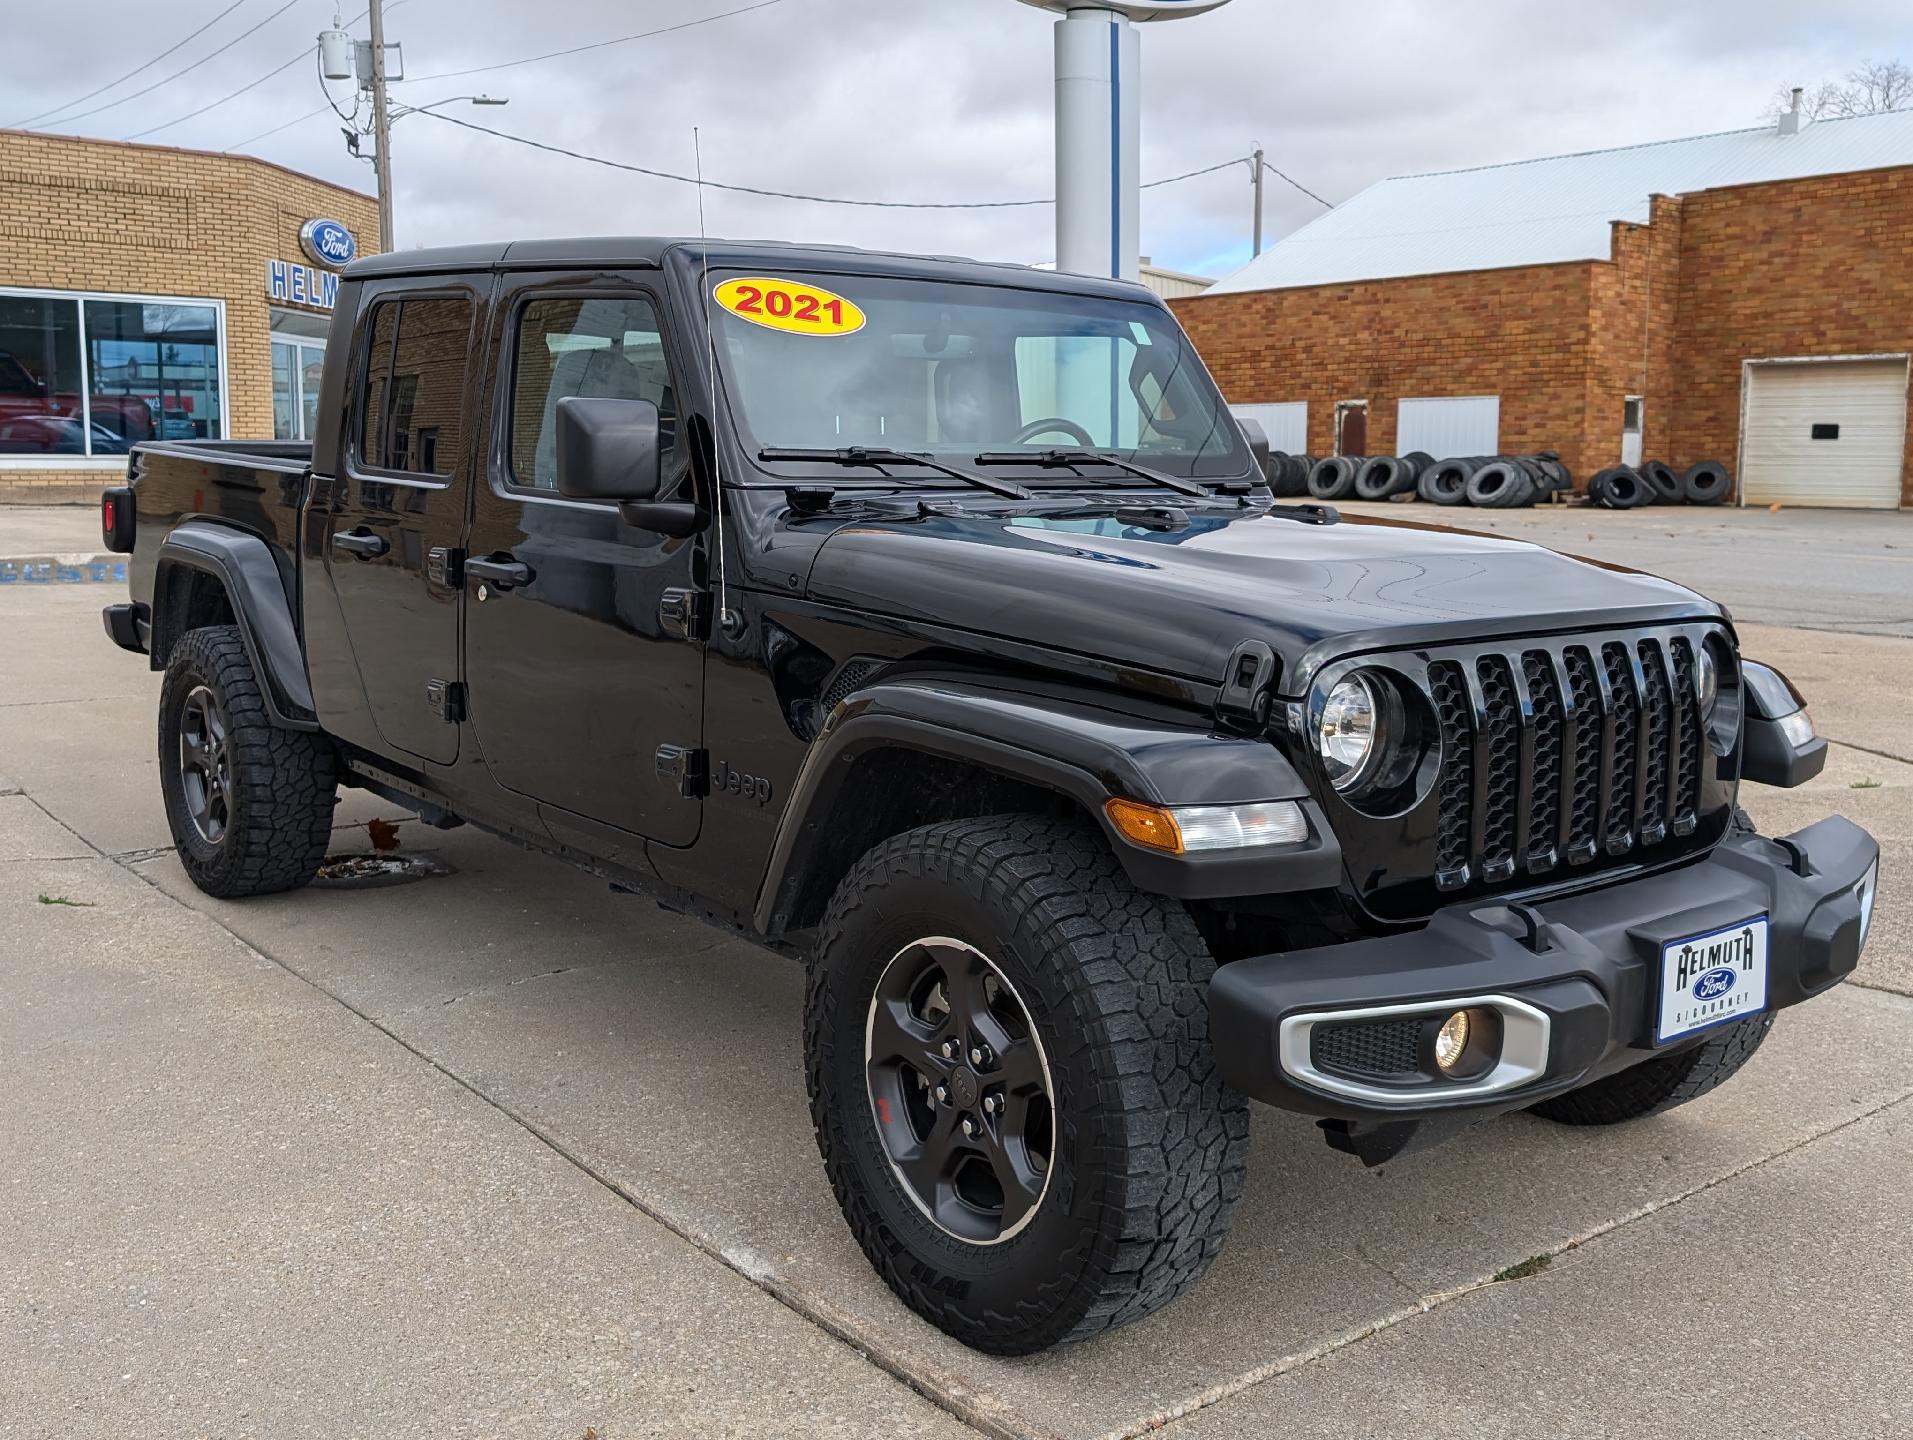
[
  {"xmin": 759, "ymin": 446, "xmax": 1033, "ymax": 499},
  {"xmin": 973, "ymin": 448, "xmax": 1211, "ymax": 499}
]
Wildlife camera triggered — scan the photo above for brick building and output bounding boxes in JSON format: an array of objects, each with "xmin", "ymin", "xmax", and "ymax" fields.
[
  {"xmin": 0, "ymin": 129, "xmax": 378, "ymax": 504},
  {"xmin": 1173, "ymin": 109, "xmax": 1913, "ymax": 508}
]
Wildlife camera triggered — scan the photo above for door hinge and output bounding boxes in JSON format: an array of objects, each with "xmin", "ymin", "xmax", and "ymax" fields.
[
  {"xmin": 655, "ymin": 744, "xmax": 708, "ymax": 797},
  {"xmin": 659, "ymin": 587, "xmax": 710, "ymax": 641},
  {"xmin": 426, "ymin": 679, "xmax": 466, "ymax": 724},
  {"xmin": 427, "ymin": 546, "xmax": 465, "ymax": 588},
  {"xmin": 1214, "ymin": 640, "xmax": 1277, "ymax": 729}
]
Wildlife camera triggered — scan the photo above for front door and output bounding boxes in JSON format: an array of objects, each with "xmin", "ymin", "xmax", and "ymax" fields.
[
  {"xmin": 459, "ymin": 275, "xmax": 705, "ymax": 847},
  {"xmin": 315, "ymin": 283, "xmax": 480, "ymax": 766},
  {"xmin": 1336, "ymin": 400, "xmax": 1368, "ymax": 456}
]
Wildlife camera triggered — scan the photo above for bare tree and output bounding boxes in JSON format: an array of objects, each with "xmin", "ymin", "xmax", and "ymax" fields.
[{"xmin": 1767, "ymin": 59, "xmax": 1913, "ymax": 121}]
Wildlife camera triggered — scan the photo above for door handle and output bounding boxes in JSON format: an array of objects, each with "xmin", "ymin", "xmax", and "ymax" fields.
[
  {"xmin": 466, "ymin": 555, "xmax": 533, "ymax": 590},
  {"xmin": 332, "ymin": 528, "xmax": 388, "ymax": 559}
]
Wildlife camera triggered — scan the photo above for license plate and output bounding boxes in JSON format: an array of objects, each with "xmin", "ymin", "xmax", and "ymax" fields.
[{"xmin": 1656, "ymin": 917, "xmax": 1769, "ymax": 1044}]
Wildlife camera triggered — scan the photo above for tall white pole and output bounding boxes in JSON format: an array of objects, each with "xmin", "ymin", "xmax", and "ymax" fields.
[{"xmin": 1053, "ymin": 6, "xmax": 1140, "ymax": 280}]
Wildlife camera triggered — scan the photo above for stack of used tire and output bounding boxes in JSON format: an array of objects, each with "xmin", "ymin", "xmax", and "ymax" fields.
[
  {"xmin": 1412, "ymin": 452, "xmax": 1573, "ymax": 508},
  {"xmin": 1258, "ymin": 450, "xmax": 1320, "ymax": 497},
  {"xmin": 1586, "ymin": 460, "xmax": 1732, "ymax": 509},
  {"xmin": 1301, "ymin": 452, "xmax": 1438, "ymax": 501}
]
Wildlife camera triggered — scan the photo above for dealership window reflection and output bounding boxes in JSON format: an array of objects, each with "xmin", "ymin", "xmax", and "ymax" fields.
[
  {"xmin": 87, "ymin": 300, "xmax": 220, "ymax": 444},
  {"xmin": 0, "ymin": 289, "xmax": 225, "ymax": 458},
  {"xmin": 0, "ymin": 294, "xmax": 88, "ymax": 455}
]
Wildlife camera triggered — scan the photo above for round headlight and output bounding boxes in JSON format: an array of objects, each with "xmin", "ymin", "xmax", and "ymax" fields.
[
  {"xmin": 1319, "ymin": 673, "xmax": 1380, "ymax": 791},
  {"xmin": 1695, "ymin": 642, "xmax": 1719, "ymax": 720}
]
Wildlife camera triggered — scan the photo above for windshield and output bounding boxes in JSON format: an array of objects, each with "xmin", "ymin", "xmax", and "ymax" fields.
[{"xmin": 707, "ymin": 271, "xmax": 1247, "ymax": 479}]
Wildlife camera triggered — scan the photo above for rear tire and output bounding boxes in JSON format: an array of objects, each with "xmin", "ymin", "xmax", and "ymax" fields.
[
  {"xmin": 805, "ymin": 815, "xmax": 1248, "ymax": 1354},
  {"xmin": 158, "ymin": 625, "xmax": 336, "ymax": 898},
  {"xmin": 1528, "ymin": 1013, "xmax": 1774, "ymax": 1125}
]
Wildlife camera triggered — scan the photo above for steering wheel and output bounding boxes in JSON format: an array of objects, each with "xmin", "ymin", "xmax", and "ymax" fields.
[{"xmin": 1013, "ymin": 416, "xmax": 1097, "ymax": 447}]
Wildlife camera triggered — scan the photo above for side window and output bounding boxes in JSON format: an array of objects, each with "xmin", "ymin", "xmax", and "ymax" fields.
[
  {"xmin": 356, "ymin": 295, "xmax": 471, "ymax": 476},
  {"xmin": 510, "ymin": 295, "xmax": 677, "ymax": 491}
]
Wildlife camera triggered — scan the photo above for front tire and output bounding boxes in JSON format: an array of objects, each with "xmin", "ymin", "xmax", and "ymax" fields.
[
  {"xmin": 1528, "ymin": 1013, "xmax": 1774, "ymax": 1125},
  {"xmin": 805, "ymin": 815, "xmax": 1248, "ymax": 1354},
  {"xmin": 159, "ymin": 624, "xmax": 336, "ymax": 898}
]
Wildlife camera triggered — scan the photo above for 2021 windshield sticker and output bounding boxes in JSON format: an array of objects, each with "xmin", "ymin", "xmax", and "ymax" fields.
[{"xmin": 714, "ymin": 276, "xmax": 865, "ymax": 336}]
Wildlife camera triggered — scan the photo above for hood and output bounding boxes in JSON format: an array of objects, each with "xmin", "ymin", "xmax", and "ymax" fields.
[{"xmin": 803, "ymin": 507, "xmax": 1721, "ymax": 693}]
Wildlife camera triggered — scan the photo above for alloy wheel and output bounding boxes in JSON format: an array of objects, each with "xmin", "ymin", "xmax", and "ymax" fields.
[
  {"xmin": 178, "ymin": 684, "xmax": 232, "ymax": 845},
  {"xmin": 864, "ymin": 935, "xmax": 1055, "ymax": 1245}
]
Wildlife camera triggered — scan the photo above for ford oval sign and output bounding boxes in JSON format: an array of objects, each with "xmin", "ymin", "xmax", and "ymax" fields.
[
  {"xmin": 300, "ymin": 218, "xmax": 358, "ymax": 270},
  {"xmin": 1693, "ymin": 967, "xmax": 1738, "ymax": 1002}
]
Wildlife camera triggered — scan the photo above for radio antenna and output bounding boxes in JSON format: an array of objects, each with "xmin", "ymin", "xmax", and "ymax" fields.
[{"xmin": 693, "ymin": 126, "xmax": 729, "ymax": 633}]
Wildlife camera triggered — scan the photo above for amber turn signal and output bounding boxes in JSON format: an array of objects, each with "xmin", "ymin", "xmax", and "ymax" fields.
[{"xmin": 1104, "ymin": 798, "xmax": 1184, "ymax": 854}]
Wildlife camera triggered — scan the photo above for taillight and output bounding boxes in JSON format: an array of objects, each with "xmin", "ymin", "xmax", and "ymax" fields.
[{"xmin": 101, "ymin": 486, "xmax": 135, "ymax": 552}]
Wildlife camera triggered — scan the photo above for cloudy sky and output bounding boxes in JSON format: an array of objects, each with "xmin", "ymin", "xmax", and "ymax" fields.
[{"xmin": 6, "ymin": 0, "xmax": 1907, "ymax": 278}]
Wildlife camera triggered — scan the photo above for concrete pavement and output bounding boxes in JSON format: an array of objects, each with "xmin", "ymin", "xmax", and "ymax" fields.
[{"xmin": 2, "ymin": 547, "xmax": 1909, "ymax": 1438}]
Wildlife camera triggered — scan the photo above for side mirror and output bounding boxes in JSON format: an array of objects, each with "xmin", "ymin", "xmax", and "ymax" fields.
[
  {"xmin": 1236, "ymin": 415, "xmax": 1271, "ymax": 474},
  {"xmin": 555, "ymin": 396, "xmax": 661, "ymax": 503}
]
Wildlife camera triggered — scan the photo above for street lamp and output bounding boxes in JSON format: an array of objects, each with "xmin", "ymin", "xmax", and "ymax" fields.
[{"xmin": 390, "ymin": 94, "xmax": 509, "ymax": 123}]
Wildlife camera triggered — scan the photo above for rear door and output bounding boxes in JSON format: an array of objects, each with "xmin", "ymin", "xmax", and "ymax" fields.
[
  {"xmin": 311, "ymin": 282, "xmax": 481, "ymax": 765},
  {"xmin": 459, "ymin": 273, "xmax": 706, "ymax": 847}
]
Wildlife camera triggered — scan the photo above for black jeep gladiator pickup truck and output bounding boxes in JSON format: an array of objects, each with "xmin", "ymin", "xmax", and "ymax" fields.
[{"xmin": 101, "ymin": 237, "xmax": 1880, "ymax": 1354}]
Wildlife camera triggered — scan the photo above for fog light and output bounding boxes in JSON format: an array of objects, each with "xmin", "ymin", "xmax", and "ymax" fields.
[{"xmin": 1434, "ymin": 1011, "xmax": 1472, "ymax": 1071}]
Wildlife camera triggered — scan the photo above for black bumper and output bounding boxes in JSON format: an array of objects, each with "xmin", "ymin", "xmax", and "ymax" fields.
[
  {"xmin": 102, "ymin": 602, "xmax": 148, "ymax": 654},
  {"xmin": 1209, "ymin": 816, "xmax": 1880, "ymax": 1146}
]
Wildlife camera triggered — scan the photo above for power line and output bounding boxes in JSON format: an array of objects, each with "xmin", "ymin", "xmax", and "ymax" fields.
[
  {"xmin": 394, "ymin": 0, "xmax": 784, "ymax": 85},
  {"xmin": 123, "ymin": 47, "xmax": 308, "ymax": 142},
  {"xmin": 227, "ymin": 103, "xmax": 332, "ymax": 153},
  {"xmin": 415, "ymin": 108, "xmax": 1246, "ymax": 209},
  {"xmin": 134, "ymin": 2, "xmax": 391, "ymax": 146},
  {"xmin": 28, "ymin": 0, "xmax": 302, "ymax": 130},
  {"xmin": 8, "ymin": 0, "xmax": 254, "ymax": 128},
  {"xmin": 1261, "ymin": 158, "xmax": 1333, "ymax": 209}
]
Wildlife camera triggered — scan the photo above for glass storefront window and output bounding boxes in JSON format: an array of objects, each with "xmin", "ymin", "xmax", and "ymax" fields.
[
  {"xmin": 272, "ymin": 341, "xmax": 296, "ymax": 440},
  {"xmin": 0, "ymin": 289, "xmax": 225, "ymax": 460},
  {"xmin": 86, "ymin": 299, "xmax": 220, "ymax": 445},
  {"xmin": 271, "ymin": 308, "xmax": 329, "ymax": 443},
  {"xmin": 0, "ymin": 295, "xmax": 87, "ymax": 455}
]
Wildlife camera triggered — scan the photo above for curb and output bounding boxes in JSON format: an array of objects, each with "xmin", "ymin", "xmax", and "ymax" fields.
[{"xmin": 0, "ymin": 554, "xmax": 126, "ymax": 585}]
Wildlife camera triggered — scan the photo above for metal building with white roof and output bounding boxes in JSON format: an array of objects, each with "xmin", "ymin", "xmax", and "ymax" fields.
[{"xmin": 1173, "ymin": 109, "xmax": 1913, "ymax": 508}]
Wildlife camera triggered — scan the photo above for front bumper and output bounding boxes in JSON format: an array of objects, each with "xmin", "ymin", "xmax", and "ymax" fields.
[{"xmin": 1209, "ymin": 816, "xmax": 1880, "ymax": 1156}]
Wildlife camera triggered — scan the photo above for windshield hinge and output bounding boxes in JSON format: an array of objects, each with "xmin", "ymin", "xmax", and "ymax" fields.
[
  {"xmin": 1215, "ymin": 640, "xmax": 1278, "ymax": 729},
  {"xmin": 659, "ymin": 588, "xmax": 709, "ymax": 641}
]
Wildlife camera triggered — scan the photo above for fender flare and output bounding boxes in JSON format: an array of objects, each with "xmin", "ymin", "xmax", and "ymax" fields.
[
  {"xmin": 153, "ymin": 523, "xmax": 317, "ymax": 729},
  {"xmin": 753, "ymin": 675, "xmax": 1342, "ymax": 934}
]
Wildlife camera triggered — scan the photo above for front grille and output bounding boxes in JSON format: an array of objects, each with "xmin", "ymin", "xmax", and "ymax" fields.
[
  {"xmin": 1312, "ymin": 1016, "xmax": 1422, "ymax": 1080},
  {"xmin": 1427, "ymin": 631, "xmax": 1710, "ymax": 895}
]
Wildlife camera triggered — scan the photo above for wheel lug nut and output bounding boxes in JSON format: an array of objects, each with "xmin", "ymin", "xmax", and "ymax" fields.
[
  {"xmin": 983, "ymin": 1095, "xmax": 997, "ymax": 1114},
  {"xmin": 934, "ymin": 1085, "xmax": 947, "ymax": 1105},
  {"xmin": 969, "ymin": 1047, "xmax": 983, "ymax": 1065},
  {"xmin": 941, "ymin": 1040, "xmax": 958, "ymax": 1059},
  {"xmin": 961, "ymin": 1117, "xmax": 975, "ymax": 1137}
]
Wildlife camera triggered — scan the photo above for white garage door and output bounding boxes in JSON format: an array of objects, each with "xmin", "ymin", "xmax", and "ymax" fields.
[
  {"xmin": 1230, "ymin": 402, "xmax": 1307, "ymax": 454},
  {"xmin": 1741, "ymin": 359, "xmax": 1908, "ymax": 509},
  {"xmin": 1397, "ymin": 396, "xmax": 1500, "ymax": 459}
]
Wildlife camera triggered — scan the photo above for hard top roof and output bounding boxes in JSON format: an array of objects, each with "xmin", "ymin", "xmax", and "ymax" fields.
[{"xmin": 343, "ymin": 236, "xmax": 1154, "ymax": 301}]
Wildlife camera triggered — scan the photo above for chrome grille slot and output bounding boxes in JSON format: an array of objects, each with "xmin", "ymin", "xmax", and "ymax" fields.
[
  {"xmin": 1475, "ymin": 655, "xmax": 1520, "ymax": 884},
  {"xmin": 1601, "ymin": 642, "xmax": 1640, "ymax": 853},
  {"xmin": 1521, "ymin": 651, "xmax": 1563, "ymax": 873},
  {"xmin": 1429, "ymin": 661, "xmax": 1474, "ymax": 888}
]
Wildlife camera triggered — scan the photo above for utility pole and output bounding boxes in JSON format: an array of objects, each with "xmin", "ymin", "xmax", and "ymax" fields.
[
  {"xmin": 1250, "ymin": 145, "xmax": 1265, "ymax": 257},
  {"xmin": 367, "ymin": 0, "xmax": 394, "ymax": 252}
]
